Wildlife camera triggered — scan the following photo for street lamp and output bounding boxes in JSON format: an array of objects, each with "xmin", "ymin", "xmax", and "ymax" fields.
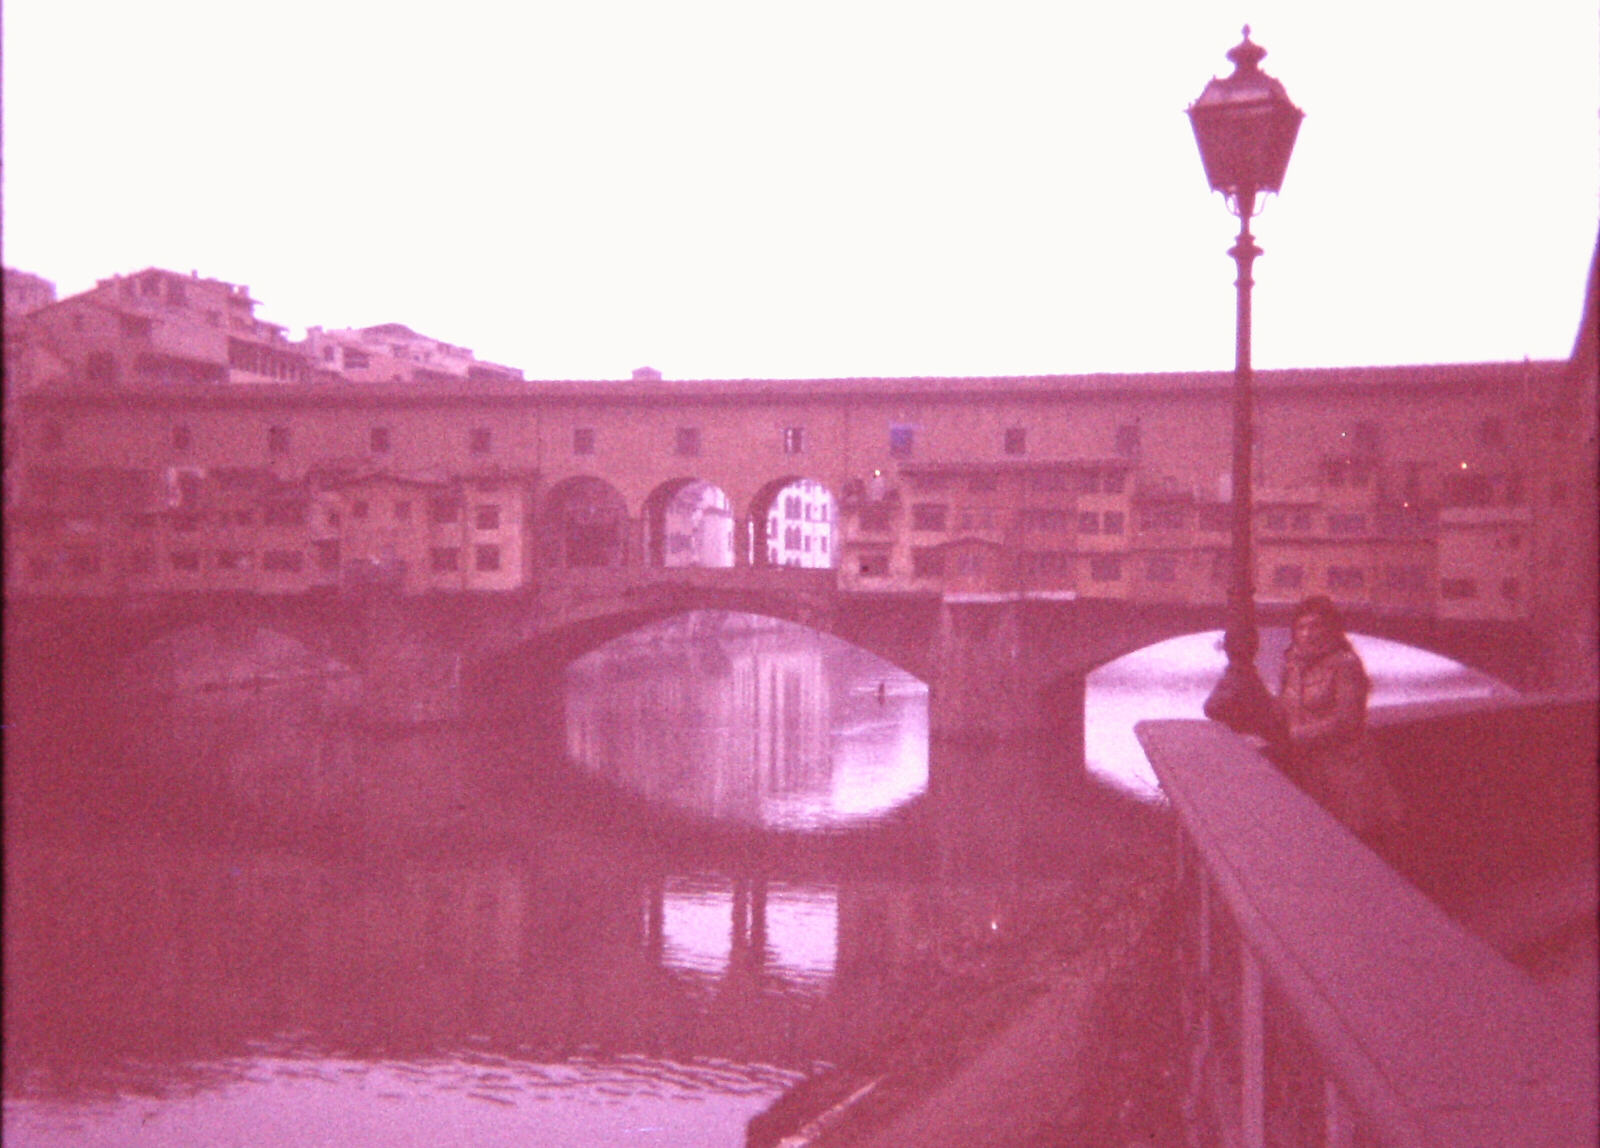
[{"xmin": 1189, "ymin": 27, "xmax": 1303, "ymax": 738}]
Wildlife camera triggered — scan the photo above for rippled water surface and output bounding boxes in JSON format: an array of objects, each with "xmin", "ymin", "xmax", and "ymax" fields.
[{"xmin": 5, "ymin": 612, "xmax": 1509, "ymax": 1146}]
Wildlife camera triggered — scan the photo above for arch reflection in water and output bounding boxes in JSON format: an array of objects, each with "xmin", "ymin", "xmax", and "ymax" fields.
[
  {"xmin": 656, "ymin": 876, "xmax": 838, "ymax": 989},
  {"xmin": 565, "ymin": 611, "xmax": 928, "ymax": 830},
  {"xmin": 1086, "ymin": 629, "xmax": 1518, "ymax": 800}
]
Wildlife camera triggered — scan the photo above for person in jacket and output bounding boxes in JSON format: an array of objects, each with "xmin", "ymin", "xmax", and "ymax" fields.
[{"xmin": 1276, "ymin": 595, "xmax": 1392, "ymax": 838}]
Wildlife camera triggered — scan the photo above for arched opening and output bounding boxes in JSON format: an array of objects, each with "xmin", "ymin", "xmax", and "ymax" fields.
[
  {"xmin": 563, "ymin": 609, "xmax": 927, "ymax": 828},
  {"xmin": 544, "ymin": 476, "xmax": 630, "ymax": 569},
  {"xmin": 750, "ymin": 478, "xmax": 837, "ymax": 569},
  {"xmin": 1084, "ymin": 629, "xmax": 1517, "ymax": 801},
  {"xmin": 643, "ymin": 479, "xmax": 735, "ymax": 568}
]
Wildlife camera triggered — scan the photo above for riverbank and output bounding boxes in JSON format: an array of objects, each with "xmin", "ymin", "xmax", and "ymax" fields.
[{"xmin": 748, "ymin": 778, "xmax": 1183, "ymax": 1147}]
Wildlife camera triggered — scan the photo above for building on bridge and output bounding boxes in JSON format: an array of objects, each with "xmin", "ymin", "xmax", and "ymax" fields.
[{"xmin": 5, "ymin": 259, "xmax": 1595, "ymax": 685}]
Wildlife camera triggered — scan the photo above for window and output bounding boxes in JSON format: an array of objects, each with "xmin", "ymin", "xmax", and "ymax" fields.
[
  {"xmin": 857, "ymin": 550, "xmax": 890, "ymax": 577},
  {"xmin": 170, "ymin": 550, "xmax": 201, "ymax": 572},
  {"xmin": 1145, "ymin": 555, "xmax": 1178, "ymax": 583},
  {"xmin": 172, "ymin": 425, "xmax": 193, "ymax": 451},
  {"xmin": 351, "ymin": 500, "xmax": 369, "ymax": 521},
  {"xmin": 123, "ymin": 549, "xmax": 155, "ymax": 575},
  {"xmin": 262, "ymin": 501, "xmax": 307, "ymax": 527},
  {"xmin": 262, "ymin": 550, "xmax": 303, "ymax": 573},
  {"xmin": 1327, "ymin": 566, "xmax": 1365, "ymax": 591},
  {"xmin": 1102, "ymin": 471, "xmax": 1126, "ymax": 494},
  {"xmin": 1501, "ymin": 577, "xmax": 1520, "ymax": 601},
  {"xmin": 1199, "ymin": 505, "xmax": 1230, "ymax": 532},
  {"xmin": 370, "ymin": 426, "xmax": 391, "ymax": 454},
  {"xmin": 173, "ymin": 514, "xmax": 201, "ymax": 533},
  {"xmin": 1327, "ymin": 513, "xmax": 1367, "ymax": 536},
  {"xmin": 268, "ymin": 425, "xmax": 291, "ymax": 455},
  {"xmin": 1384, "ymin": 565, "xmax": 1427, "ymax": 593},
  {"xmin": 858, "ymin": 504, "xmax": 892, "ymax": 533},
  {"xmin": 314, "ymin": 540, "xmax": 340, "ymax": 571},
  {"xmin": 474, "ymin": 504, "xmax": 501, "ymax": 531},
  {"xmin": 430, "ymin": 547, "xmax": 460, "ymax": 572},
  {"xmin": 430, "ymin": 496, "xmax": 461, "ymax": 524},
  {"xmin": 1115, "ymin": 424, "xmax": 1141, "ymax": 458},
  {"xmin": 784, "ymin": 525, "xmax": 802, "ymax": 549},
  {"xmin": 343, "ymin": 348, "xmax": 370, "ymax": 370},
  {"xmin": 39, "ymin": 421, "xmax": 64, "ymax": 451},
  {"xmin": 1029, "ymin": 471, "xmax": 1068, "ymax": 492},
  {"xmin": 1291, "ymin": 511, "xmax": 1313, "ymax": 532},
  {"xmin": 1272, "ymin": 565, "xmax": 1305, "ymax": 590},
  {"xmin": 1478, "ymin": 417, "xmax": 1506, "ymax": 448},
  {"xmin": 911, "ymin": 503, "xmax": 947, "ymax": 531},
  {"xmin": 215, "ymin": 549, "xmax": 251, "ymax": 572},
  {"xmin": 470, "ymin": 427, "xmax": 492, "ymax": 455},
  {"xmin": 785, "ymin": 495, "xmax": 801, "ymax": 520},
  {"xmin": 1078, "ymin": 511, "xmax": 1100, "ymax": 534},
  {"xmin": 1103, "ymin": 511, "xmax": 1125, "ymax": 535},
  {"xmin": 1142, "ymin": 507, "xmax": 1187, "ymax": 532},
  {"xmin": 1004, "ymin": 428, "xmax": 1026, "ymax": 456},
  {"xmin": 675, "ymin": 427, "xmax": 701, "ymax": 457},
  {"xmin": 573, "ymin": 427, "xmax": 596, "ymax": 455},
  {"xmin": 912, "ymin": 548, "xmax": 946, "ymax": 577},
  {"xmin": 86, "ymin": 351, "xmax": 118, "ymax": 386},
  {"xmin": 393, "ymin": 500, "xmax": 411, "ymax": 522},
  {"xmin": 968, "ymin": 472, "xmax": 998, "ymax": 493},
  {"xmin": 1440, "ymin": 578, "xmax": 1478, "ymax": 600},
  {"xmin": 65, "ymin": 550, "xmax": 101, "ymax": 577},
  {"xmin": 889, "ymin": 424, "xmax": 914, "ymax": 458},
  {"xmin": 475, "ymin": 544, "xmax": 501, "ymax": 572},
  {"xmin": 1077, "ymin": 471, "xmax": 1102, "ymax": 494},
  {"xmin": 1089, "ymin": 556, "xmax": 1122, "ymax": 582},
  {"xmin": 783, "ymin": 426, "xmax": 805, "ymax": 454},
  {"xmin": 1022, "ymin": 508, "xmax": 1069, "ymax": 532}
]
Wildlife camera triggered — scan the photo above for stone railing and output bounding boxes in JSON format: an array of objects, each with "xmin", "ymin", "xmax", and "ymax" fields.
[{"xmin": 1137, "ymin": 715, "xmax": 1596, "ymax": 1147}]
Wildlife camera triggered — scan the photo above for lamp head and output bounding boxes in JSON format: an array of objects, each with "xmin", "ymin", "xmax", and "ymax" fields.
[{"xmin": 1188, "ymin": 27, "xmax": 1303, "ymax": 214}]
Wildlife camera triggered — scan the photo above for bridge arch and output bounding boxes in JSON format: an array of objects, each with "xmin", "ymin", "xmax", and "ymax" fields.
[
  {"xmin": 748, "ymin": 476, "xmax": 838, "ymax": 570},
  {"xmin": 542, "ymin": 476, "xmax": 630, "ymax": 569},
  {"xmin": 642, "ymin": 478, "xmax": 736, "ymax": 569}
]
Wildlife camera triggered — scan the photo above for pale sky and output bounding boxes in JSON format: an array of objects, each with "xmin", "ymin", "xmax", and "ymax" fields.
[{"xmin": 4, "ymin": 1, "xmax": 1596, "ymax": 381}]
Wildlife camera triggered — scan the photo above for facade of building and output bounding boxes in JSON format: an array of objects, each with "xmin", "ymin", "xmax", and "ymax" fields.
[
  {"xmin": 12, "ymin": 268, "xmax": 320, "ymax": 391},
  {"xmin": 4, "ymin": 261, "xmax": 1592, "ymax": 658},
  {"xmin": 766, "ymin": 479, "xmax": 834, "ymax": 568},
  {"xmin": 7, "ymin": 357, "xmax": 1587, "ymax": 645},
  {"xmin": 4, "ymin": 268, "xmax": 57, "ymax": 320},
  {"xmin": 301, "ymin": 323, "xmax": 523, "ymax": 385}
]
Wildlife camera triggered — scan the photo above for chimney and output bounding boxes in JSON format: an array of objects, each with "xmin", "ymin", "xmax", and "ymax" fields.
[{"xmin": 632, "ymin": 366, "xmax": 662, "ymax": 382}]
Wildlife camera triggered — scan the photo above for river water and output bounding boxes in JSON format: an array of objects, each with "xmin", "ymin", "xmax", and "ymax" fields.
[{"xmin": 2, "ymin": 611, "xmax": 1509, "ymax": 1147}]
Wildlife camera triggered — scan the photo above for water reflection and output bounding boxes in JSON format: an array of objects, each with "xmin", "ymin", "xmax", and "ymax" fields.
[
  {"xmin": 565, "ymin": 612, "xmax": 929, "ymax": 830},
  {"xmin": 6, "ymin": 656, "xmax": 1165, "ymax": 1148},
  {"xmin": 1087, "ymin": 629, "xmax": 1518, "ymax": 800}
]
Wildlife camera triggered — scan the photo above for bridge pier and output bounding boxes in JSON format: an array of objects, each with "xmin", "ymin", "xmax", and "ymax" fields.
[
  {"xmin": 351, "ymin": 595, "xmax": 466, "ymax": 724},
  {"xmin": 926, "ymin": 598, "xmax": 1089, "ymax": 786}
]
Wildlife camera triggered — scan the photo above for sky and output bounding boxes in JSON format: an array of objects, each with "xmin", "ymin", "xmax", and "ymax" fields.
[{"xmin": 4, "ymin": 1, "xmax": 1596, "ymax": 381}]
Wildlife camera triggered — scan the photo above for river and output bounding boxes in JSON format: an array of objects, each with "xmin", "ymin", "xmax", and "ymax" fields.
[{"xmin": 2, "ymin": 611, "xmax": 1509, "ymax": 1146}]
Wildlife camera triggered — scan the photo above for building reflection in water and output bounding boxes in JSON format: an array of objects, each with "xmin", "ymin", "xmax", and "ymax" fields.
[
  {"xmin": 6, "ymin": 641, "xmax": 1120, "ymax": 1148},
  {"xmin": 564, "ymin": 611, "xmax": 929, "ymax": 829}
]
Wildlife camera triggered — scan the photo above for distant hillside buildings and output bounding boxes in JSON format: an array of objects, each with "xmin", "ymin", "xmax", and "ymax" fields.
[{"xmin": 5, "ymin": 266, "xmax": 524, "ymax": 393}]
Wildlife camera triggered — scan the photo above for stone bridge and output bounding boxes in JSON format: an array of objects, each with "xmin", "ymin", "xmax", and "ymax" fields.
[{"xmin": 10, "ymin": 569, "xmax": 1553, "ymax": 788}]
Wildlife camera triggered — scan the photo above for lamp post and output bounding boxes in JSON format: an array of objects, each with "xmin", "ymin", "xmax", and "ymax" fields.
[{"xmin": 1189, "ymin": 27, "xmax": 1303, "ymax": 737}]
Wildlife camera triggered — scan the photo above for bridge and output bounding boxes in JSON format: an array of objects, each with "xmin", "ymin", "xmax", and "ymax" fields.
[{"xmin": 10, "ymin": 561, "xmax": 1558, "ymax": 797}]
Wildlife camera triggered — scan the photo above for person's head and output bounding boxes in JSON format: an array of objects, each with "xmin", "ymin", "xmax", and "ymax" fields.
[{"xmin": 1290, "ymin": 595, "xmax": 1345, "ymax": 654}]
